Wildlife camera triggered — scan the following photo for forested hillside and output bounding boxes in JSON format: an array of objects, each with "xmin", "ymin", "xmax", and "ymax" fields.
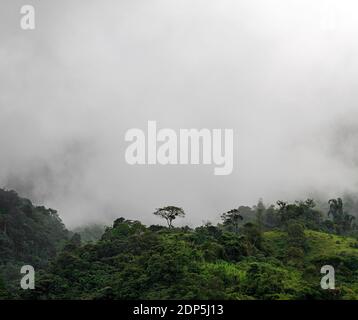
[
  {"xmin": 0, "ymin": 189, "xmax": 69, "ymax": 297},
  {"xmin": 25, "ymin": 217, "xmax": 358, "ymax": 300},
  {"xmin": 0, "ymin": 189, "xmax": 357, "ymax": 300}
]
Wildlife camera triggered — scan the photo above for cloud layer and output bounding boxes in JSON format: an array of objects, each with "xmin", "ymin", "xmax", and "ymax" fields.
[{"xmin": 1, "ymin": 0, "xmax": 358, "ymax": 227}]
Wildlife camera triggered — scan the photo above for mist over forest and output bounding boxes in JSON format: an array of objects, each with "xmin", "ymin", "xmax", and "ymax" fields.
[
  {"xmin": 1, "ymin": 0, "xmax": 358, "ymax": 303},
  {"xmin": 1, "ymin": 0, "xmax": 358, "ymax": 229}
]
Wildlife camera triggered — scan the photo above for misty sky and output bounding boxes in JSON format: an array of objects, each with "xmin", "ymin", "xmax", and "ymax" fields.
[{"xmin": 1, "ymin": 0, "xmax": 358, "ymax": 227}]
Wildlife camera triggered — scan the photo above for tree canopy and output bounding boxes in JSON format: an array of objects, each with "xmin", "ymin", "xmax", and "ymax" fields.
[
  {"xmin": 153, "ymin": 206, "xmax": 185, "ymax": 228},
  {"xmin": 0, "ymin": 189, "xmax": 358, "ymax": 300}
]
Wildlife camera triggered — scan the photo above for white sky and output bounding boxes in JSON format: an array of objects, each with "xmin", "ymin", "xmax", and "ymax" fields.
[{"xmin": 1, "ymin": 0, "xmax": 358, "ymax": 227}]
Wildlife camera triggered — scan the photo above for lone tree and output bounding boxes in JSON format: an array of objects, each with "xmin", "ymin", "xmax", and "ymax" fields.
[
  {"xmin": 328, "ymin": 198, "xmax": 344, "ymax": 223},
  {"xmin": 328, "ymin": 198, "xmax": 355, "ymax": 233},
  {"xmin": 221, "ymin": 209, "xmax": 243, "ymax": 233},
  {"xmin": 153, "ymin": 206, "xmax": 185, "ymax": 228},
  {"xmin": 254, "ymin": 199, "xmax": 266, "ymax": 231}
]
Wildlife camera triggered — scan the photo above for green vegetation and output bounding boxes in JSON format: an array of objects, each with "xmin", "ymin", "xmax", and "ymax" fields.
[
  {"xmin": 0, "ymin": 188, "xmax": 357, "ymax": 300},
  {"xmin": 0, "ymin": 189, "xmax": 69, "ymax": 298},
  {"xmin": 71, "ymin": 224, "xmax": 106, "ymax": 243},
  {"xmin": 153, "ymin": 206, "xmax": 185, "ymax": 228}
]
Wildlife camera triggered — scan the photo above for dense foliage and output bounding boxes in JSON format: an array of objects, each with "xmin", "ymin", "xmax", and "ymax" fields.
[
  {"xmin": 71, "ymin": 224, "xmax": 106, "ymax": 243},
  {"xmin": 0, "ymin": 188, "xmax": 357, "ymax": 300},
  {"xmin": 0, "ymin": 189, "xmax": 69, "ymax": 297}
]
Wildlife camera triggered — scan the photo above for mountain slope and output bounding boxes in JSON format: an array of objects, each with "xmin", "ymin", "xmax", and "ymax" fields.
[
  {"xmin": 0, "ymin": 189, "xmax": 69, "ymax": 297},
  {"xmin": 28, "ymin": 219, "xmax": 358, "ymax": 300}
]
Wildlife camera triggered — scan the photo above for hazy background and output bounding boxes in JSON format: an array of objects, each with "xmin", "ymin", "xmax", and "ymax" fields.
[{"xmin": 1, "ymin": 0, "xmax": 358, "ymax": 227}]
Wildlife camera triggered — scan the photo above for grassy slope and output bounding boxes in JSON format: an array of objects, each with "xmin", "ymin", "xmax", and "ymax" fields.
[
  {"xmin": 264, "ymin": 230, "xmax": 358, "ymax": 298},
  {"xmin": 200, "ymin": 230, "xmax": 358, "ymax": 299},
  {"xmin": 264, "ymin": 230, "xmax": 358, "ymax": 261}
]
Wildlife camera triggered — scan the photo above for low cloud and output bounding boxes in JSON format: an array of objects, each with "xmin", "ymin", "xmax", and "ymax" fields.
[{"xmin": 1, "ymin": 0, "xmax": 358, "ymax": 227}]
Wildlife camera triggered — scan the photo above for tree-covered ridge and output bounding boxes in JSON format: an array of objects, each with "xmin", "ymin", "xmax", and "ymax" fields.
[
  {"xmin": 27, "ymin": 199, "xmax": 358, "ymax": 300},
  {"xmin": 0, "ymin": 188, "xmax": 358, "ymax": 300},
  {"xmin": 0, "ymin": 189, "xmax": 69, "ymax": 297}
]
